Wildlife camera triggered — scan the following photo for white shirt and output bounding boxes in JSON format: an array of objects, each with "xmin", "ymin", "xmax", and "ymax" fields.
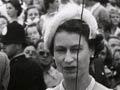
[{"xmin": 46, "ymin": 76, "xmax": 112, "ymax": 90}]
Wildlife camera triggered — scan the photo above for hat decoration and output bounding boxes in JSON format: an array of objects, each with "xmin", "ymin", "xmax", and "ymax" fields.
[{"xmin": 44, "ymin": 2, "xmax": 98, "ymax": 49}]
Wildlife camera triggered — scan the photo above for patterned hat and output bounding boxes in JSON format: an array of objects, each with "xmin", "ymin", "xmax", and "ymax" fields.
[{"xmin": 44, "ymin": 2, "xmax": 98, "ymax": 50}]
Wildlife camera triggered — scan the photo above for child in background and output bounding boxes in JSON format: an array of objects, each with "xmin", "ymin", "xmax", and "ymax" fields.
[
  {"xmin": 24, "ymin": 6, "xmax": 42, "ymax": 26},
  {"xmin": 25, "ymin": 23, "xmax": 42, "ymax": 45}
]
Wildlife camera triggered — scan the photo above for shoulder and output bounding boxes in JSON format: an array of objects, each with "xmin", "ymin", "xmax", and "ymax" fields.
[
  {"xmin": 93, "ymin": 82, "xmax": 113, "ymax": 90},
  {"xmin": 46, "ymin": 81, "xmax": 63, "ymax": 90},
  {"xmin": 46, "ymin": 85, "xmax": 61, "ymax": 90},
  {"xmin": 0, "ymin": 52, "xmax": 9, "ymax": 63}
]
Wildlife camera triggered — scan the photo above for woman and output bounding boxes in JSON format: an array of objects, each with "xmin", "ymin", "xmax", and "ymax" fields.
[
  {"xmin": 25, "ymin": 23, "xmax": 42, "ymax": 45},
  {"xmin": 40, "ymin": 0, "xmax": 59, "ymax": 35},
  {"xmin": 24, "ymin": 6, "xmax": 42, "ymax": 26},
  {"xmin": 0, "ymin": 52, "xmax": 10, "ymax": 90},
  {"xmin": 44, "ymin": 2, "xmax": 112, "ymax": 90},
  {"xmin": 36, "ymin": 41, "xmax": 63, "ymax": 88},
  {"xmin": 6, "ymin": 0, "xmax": 23, "ymax": 24}
]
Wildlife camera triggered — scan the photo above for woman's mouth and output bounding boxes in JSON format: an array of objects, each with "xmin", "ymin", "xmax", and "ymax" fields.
[{"xmin": 63, "ymin": 66, "xmax": 77, "ymax": 72}]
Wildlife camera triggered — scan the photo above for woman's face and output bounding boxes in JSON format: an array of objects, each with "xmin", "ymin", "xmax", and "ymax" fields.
[
  {"xmin": 6, "ymin": 3, "xmax": 18, "ymax": 18},
  {"xmin": 98, "ymin": 46, "xmax": 107, "ymax": 62},
  {"xmin": 27, "ymin": 26, "xmax": 40, "ymax": 44},
  {"xmin": 110, "ymin": 13, "xmax": 120, "ymax": 26},
  {"xmin": 33, "ymin": 0, "xmax": 44, "ymax": 11},
  {"xmin": 54, "ymin": 31, "xmax": 91, "ymax": 79},
  {"xmin": 24, "ymin": 45, "xmax": 37, "ymax": 59},
  {"xmin": 37, "ymin": 42, "xmax": 52, "ymax": 65},
  {"xmin": 27, "ymin": 8, "xmax": 40, "ymax": 21}
]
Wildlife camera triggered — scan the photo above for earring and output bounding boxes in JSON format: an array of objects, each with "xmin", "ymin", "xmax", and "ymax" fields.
[{"xmin": 91, "ymin": 55, "xmax": 94, "ymax": 58}]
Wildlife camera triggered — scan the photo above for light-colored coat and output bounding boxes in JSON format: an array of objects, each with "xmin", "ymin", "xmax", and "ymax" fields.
[
  {"xmin": 0, "ymin": 52, "xmax": 10, "ymax": 90},
  {"xmin": 46, "ymin": 77, "xmax": 113, "ymax": 90}
]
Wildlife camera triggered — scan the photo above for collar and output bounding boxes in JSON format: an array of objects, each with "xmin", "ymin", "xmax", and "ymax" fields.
[
  {"xmin": 11, "ymin": 52, "xmax": 24, "ymax": 61},
  {"xmin": 90, "ymin": 3, "xmax": 100, "ymax": 13},
  {"xmin": 60, "ymin": 76, "xmax": 95, "ymax": 90}
]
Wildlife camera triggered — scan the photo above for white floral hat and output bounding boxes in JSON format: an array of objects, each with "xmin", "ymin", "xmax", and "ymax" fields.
[{"xmin": 44, "ymin": 2, "xmax": 98, "ymax": 50}]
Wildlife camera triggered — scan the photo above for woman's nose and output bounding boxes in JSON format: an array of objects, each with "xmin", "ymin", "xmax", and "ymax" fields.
[
  {"xmin": 31, "ymin": 15, "xmax": 35, "ymax": 20},
  {"xmin": 64, "ymin": 50, "xmax": 74, "ymax": 63}
]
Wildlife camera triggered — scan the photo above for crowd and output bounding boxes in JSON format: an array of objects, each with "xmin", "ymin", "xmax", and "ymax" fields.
[{"xmin": 0, "ymin": 0, "xmax": 120, "ymax": 90}]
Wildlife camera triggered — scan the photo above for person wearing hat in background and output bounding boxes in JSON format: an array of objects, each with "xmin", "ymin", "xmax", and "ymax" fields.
[
  {"xmin": 44, "ymin": 2, "xmax": 112, "ymax": 90},
  {"xmin": 1, "ymin": 21, "xmax": 46, "ymax": 90}
]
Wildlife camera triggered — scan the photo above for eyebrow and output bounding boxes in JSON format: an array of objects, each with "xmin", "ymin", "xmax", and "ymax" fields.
[
  {"xmin": 54, "ymin": 44, "xmax": 83, "ymax": 49},
  {"xmin": 54, "ymin": 46, "xmax": 66, "ymax": 49},
  {"xmin": 70, "ymin": 44, "xmax": 83, "ymax": 48}
]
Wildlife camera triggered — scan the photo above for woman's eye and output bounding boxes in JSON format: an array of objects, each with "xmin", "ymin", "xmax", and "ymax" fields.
[
  {"xmin": 55, "ymin": 48, "xmax": 66, "ymax": 53},
  {"xmin": 71, "ymin": 48, "xmax": 82, "ymax": 53}
]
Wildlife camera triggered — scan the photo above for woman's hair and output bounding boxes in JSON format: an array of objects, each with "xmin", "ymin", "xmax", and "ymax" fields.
[
  {"xmin": 24, "ymin": 5, "xmax": 42, "ymax": 22},
  {"xmin": 49, "ymin": 19, "xmax": 103, "ymax": 55},
  {"xmin": 6, "ymin": 0, "xmax": 23, "ymax": 17}
]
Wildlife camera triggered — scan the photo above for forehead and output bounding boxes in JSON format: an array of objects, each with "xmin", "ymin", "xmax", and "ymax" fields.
[
  {"xmin": 54, "ymin": 31, "xmax": 87, "ymax": 47},
  {"xmin": 6, "ymin": 2, "xmax": 14, "ymax": 7},
  {"xmin": 25, "ymin": 46, "xmax": 35, "ymax": 50},
  {"xmin": 28, "ymin": 8, "xmax": 39, "ymax": 13}
]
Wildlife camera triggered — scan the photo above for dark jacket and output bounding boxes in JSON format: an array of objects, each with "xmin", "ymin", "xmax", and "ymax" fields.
[
  {"xmin": 89, "ymin": 58, "xmax": 110, "ymax": 87},
  {"xmin": 8, "ymin": 54, "xmax": 46, "ymax": 90}
]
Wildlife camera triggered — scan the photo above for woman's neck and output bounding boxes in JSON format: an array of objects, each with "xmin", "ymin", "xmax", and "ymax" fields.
[
  {"xmin": 63, "ymin": 74, "xmax": 91, "ymax": 90},
  {"xmin": 10, "ymin": 16, "xmax": 18, "ymax": 22}
]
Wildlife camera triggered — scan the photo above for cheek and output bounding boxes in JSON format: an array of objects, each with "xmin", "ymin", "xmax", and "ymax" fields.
[
  {"xmin": 54, "ymin": 53, "xmax": 64, "ymax": 72},
  {"xmin": 35, "ymin": 33, "xmax": 40, "ymax": 38},
  {"xmin": 27, "ymin": 14, "xmax": 32, "ymax": 19},
  {"xmin": 78, "ymin": 51, "xmax": 90, "ymax": 69}
]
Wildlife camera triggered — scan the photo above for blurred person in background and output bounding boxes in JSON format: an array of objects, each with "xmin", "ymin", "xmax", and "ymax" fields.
[
  {"xmin": 24, "ymin": 5, "xmax": 42, "ymax": 27},
  {"xmin": 1, "ymin": 22, "xmax": 46, "ymax": 90},
  {"xmin": 85, "ymin": 0, "xmax": 110, "ymax": 35},
  {"xmin": 6, "ymin": 0, "xmax": 23, "ymax": 25},
  {"xmin": 25, "ymin": 23, "xmax": 42, "ymax": 45},
  {"xmin": 40, "ymin": 0, "xmax": 59, "ymax": 36},
  {"xmin": 0, "ymin": 52, "xmax": 10, "ymax": 90},
  {"xmin": 24, "ymin": 45, "xmax": 37, "ymax": 59},
  {"xmin": 0, "ymin": 0, "xmax": 11, "ymax": 20},
  {"xmin": 36, "ymin": 40, "xmax": 63, "ymax": 88},
  {"xmin": 109, "ymin": 9, "xmax": 120, "ymax": 36},
  {"xmin": 89, "ymin": 39, "xmax": 112, "ymax": 88},
  {"xmin": 33, "ymin": 0, "xmax": 45, "ymax": 14},
  {"xmin": 107, "ymin": 35, "xmax": 120, "ymax": 88},
  {"xmin": 22, "ymin": 0, "xmax": 33, "ymax": 9}
]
